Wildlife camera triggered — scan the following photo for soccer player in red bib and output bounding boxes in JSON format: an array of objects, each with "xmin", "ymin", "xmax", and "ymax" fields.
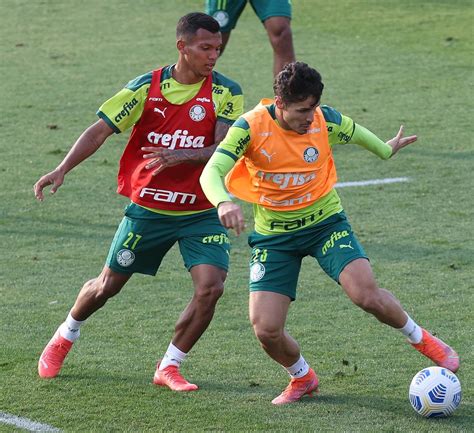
[
  {"xmin": 34, "ymin": 13, "xmax": 243, "ymax": 392},
  {"xmin": 201, "ymin": 62, "xmax": 459, "ymax": 404}
]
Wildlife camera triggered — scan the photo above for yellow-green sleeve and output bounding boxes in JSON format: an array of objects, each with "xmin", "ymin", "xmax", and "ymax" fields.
[
  {"xmin": 350, "ymin": 124, "xmax": 393, "ymax": 160},
  {"xmin": 97, "ymin": 72, "xmax": 151, "ymax": 133},
  {"xmin": 200, "ymin": 151, "xmax": 236, "ymax": 207},
  {"xmin": 322, "ymin": 105, "xmax": 392, "ymax": 159},
  {"xmin": 200, "ymin": 119, "xmax": 251, "ymax": 206},
  {"xmin": 211, "ymin": 71, "xmax": 244, "ymax": 124}
]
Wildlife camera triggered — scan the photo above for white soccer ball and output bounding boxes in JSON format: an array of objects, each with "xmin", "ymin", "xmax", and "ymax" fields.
[{"xmin": 409, "ymin": 367, "xmax": 462, "ymax": 417}]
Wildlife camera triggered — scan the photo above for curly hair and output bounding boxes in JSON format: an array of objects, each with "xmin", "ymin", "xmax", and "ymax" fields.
[{"xmin": 273, "ymin": 62, "xmax": 324, "ymax": 104}]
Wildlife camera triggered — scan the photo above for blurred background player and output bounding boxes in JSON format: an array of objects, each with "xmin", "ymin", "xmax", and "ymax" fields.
[
  {"xmin": 205, "ymin": 0, "xmax": 295, "ymax": 76},
  {"xmin": 34, "ymin": 13, "xmax": 243, "ymax": 392},
  {"xmin": 200, "ymin": 62, "xmax": 459, "ymax": 404}
]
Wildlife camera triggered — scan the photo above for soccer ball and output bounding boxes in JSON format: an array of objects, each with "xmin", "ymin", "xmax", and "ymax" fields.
[{"xmin": 409, "ymin": 367, "xmax": 462, "ymax": 417}]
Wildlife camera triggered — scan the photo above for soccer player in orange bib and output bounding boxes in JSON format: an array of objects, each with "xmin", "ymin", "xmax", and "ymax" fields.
[
  {"xmin": 200, "ymin": 62, "xmax": 459, "ymax": 404},
  {"xmin": 33, "ymin": 13, "xmax": 243, "ymax": 391}
]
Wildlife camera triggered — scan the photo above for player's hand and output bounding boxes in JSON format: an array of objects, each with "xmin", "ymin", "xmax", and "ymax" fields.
[
  {"xmin": 141, "ymin": 147, "xmax": 186, "ymax": 175},
  {"xmin": 33, "ymin": 168, "xmax": 65, "ymax": 201},
  {"xmin": 386, "ymin": 125, "xmax": 418, "ymax": 156},
  {"xmin": 217, "ymin": 201, "xmax": 246, "ymax": 236}
]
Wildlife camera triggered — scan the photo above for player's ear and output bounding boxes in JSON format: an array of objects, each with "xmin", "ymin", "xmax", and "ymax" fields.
[
  {"xmin": 177, "ymin": 38, "xmax": 186, "ymax": 53},
  {"xmin": 274, "ymin": 96, "xmax": 285, "ymax": 110}
]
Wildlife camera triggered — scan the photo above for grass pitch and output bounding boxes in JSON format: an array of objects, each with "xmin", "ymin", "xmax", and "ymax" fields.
[{"xmin": 1, "ymin": 0, "xmax": 473, "ymax": 431}]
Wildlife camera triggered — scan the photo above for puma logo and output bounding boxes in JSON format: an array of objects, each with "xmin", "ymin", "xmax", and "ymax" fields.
[
  {"xmin": 154, "ymin": 107, "xmax": 167, "ymax": 118},
  {"xmin": 339, "ymin": 241, "xmax": 354, "ymax": 250},
  {"xmin": 261, "ymin": 149, "xmax": 276, "ymax": 162}
]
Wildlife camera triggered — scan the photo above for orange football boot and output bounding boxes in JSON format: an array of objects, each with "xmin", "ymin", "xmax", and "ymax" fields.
[
  {"xmin": 153, "ymin": 360, "xmax": 198, "ymax": 392},
  {"xmin": 272, "ymin": 368, "xmax": 319, "ymax": 405},
  {"xmin": 38, "ymin": 329, "xmax": 73, "ymax": 378},
  {"xmin": 411, "ymin": 328, "xmax": 459, "ymax": 372}
]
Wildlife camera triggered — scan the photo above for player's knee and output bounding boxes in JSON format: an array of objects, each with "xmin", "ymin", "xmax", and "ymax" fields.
[
  {"xmin": 268, "ymin": 23, "xmax": 292, "ymax": 51},
  {"xmin": 352, "ymin": 292, "xmax": 376, "ymax": 312},
  {"xmin": 350, "ymin": 288, "xmax": 385, "ymax": 314},
  {"xmin": 195, "ymin": 281, "xmax": 224, "ymax": 306},
  {"xmin": 88, "ymin": 274, "xmax": 124, "ymax": 300},
  {"xmin": 253, "ymin": 322, "xmax": 282, "ymax": 346},
  {"xmin": 342, "ymin": 268, "xmax": 380, "ymax": 312}
]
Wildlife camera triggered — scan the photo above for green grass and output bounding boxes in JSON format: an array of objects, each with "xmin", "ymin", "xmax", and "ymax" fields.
[{"xmin": 1, "ymin": 0, "xmax": 473, "ymax": 431}]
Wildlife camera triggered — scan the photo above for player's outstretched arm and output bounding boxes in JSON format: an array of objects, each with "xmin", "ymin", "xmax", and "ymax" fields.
[
  {"xmin": 34, "ymin": 119, "xmax": 114, "ymax": 201},
  {"xmin": 386, "ymin": 125, "xmax": 418, "ymax": 156}
]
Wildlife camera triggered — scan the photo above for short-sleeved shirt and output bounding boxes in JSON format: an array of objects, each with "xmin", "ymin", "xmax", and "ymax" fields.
[
  {"xmin": 216, "ymin": 104, "xmax": 355, "ymax": 234},
  {"xmin": 97, "ymin": 64, "xmax": 243, "ymax": 134}
]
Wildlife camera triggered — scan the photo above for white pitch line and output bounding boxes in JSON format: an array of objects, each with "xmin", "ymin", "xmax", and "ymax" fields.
[
  {"xmin": 0, "ymin": 412, "xmax": 61, "ymax": 432},
  {"xmin": 228, "ymin": 177, "xmax": 410, "ymax": 200},
  {"xmin": 336, "ymin": 177, "xmax": 410, "ymax": 188}
]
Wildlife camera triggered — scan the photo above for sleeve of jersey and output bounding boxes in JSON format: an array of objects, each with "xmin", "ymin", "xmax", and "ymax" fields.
[
  {"xmin": 322, "ymin": 105, "xmax": 355, "ymax": 146},
  {"xmin": 96, "ymin": 75, "xmax": 150, "ymax": 134},
  {"xmin": 214, "ymin": 80, "xmax": 244, "ymax": 124},
  {"xmin": 200, "ymin": 118, "xmax": 250, "ymax": 207},
  {"xmin": 350, "ymin": 124, "xmax": 393, "ymax": 160},
  {"xmin": 322, "ymin": 105, "xmax": 392, "ymax": 159}
]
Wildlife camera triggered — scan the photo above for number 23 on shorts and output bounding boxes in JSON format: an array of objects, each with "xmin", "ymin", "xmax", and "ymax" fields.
[{"xmin": 251, "ymin": 248, "xmax": 268, "ymax": 263}]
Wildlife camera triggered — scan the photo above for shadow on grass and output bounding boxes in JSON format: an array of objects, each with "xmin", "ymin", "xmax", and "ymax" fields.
[
  {"xmin": 32, "ymin": 372, "xmax": 472, "ymax": 425},
  {"xmin": 56, "ymin": 371, "xmax": 148, "ymax": 386}
]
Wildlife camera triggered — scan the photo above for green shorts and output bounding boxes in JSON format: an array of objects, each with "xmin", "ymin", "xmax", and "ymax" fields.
[
  {"xmin": 206, "ymin": 0, "xmax": 292, "ymax": 32},
  {"xmin": 248, "ymin": 212, "xmax": 367, "ymax": 300},
  {"xmin": 106, "ymin": 203, "xmax": 230, "ymax": 275}
]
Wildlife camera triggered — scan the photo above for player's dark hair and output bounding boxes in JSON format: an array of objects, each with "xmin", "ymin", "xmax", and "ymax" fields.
[
  {"xmin": 273, "ymin": 62, "xmax": 324, "ymax": 104},
  {"xmin": 176, "ymin": 12, "xmax": 220, "ymax": 39}
]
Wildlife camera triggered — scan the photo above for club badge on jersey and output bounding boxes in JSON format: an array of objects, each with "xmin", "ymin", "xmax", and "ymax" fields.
[{"xmin": 117, "ymin": 67, "xmax": 216, "ymax": 211}]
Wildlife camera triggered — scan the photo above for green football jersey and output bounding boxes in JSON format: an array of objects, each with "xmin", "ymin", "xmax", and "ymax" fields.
[{"xmin": 97, "ymin": 65, "xmax": 243, "ymax": 133}]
